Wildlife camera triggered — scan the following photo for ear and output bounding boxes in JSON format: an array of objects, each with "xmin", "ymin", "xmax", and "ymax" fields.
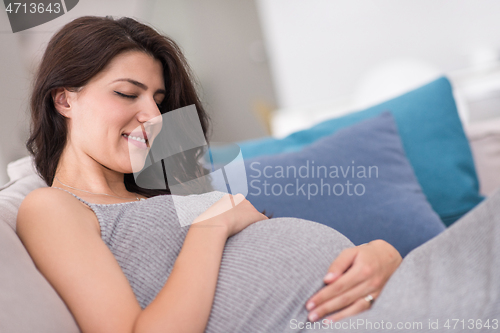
[{"xmin": 52, "ymin": 88, "xmax": 72, "ymax": 117}]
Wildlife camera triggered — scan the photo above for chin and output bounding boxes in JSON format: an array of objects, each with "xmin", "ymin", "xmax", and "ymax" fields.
[
  {"xmin": 111, "ymin": 156, "xmax": 137, "ymax": 175},
  {"xmin": 127, "ymin": 149, "xmax": 150, "ymax": 172}
]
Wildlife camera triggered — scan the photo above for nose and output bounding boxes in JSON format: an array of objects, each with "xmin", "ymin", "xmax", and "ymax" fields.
[
  {"xmin": 136, "ymin": 98, "xmax": 163, "ymax": 141},
  {"xmin": 136, "ymin": 97, "xmax": 162, "ymax": 124}
]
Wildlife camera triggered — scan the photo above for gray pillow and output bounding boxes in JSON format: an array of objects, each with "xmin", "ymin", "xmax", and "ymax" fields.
[{"xmin": 243, "ymin": 112, "xmax": 446, "ymax": 257}]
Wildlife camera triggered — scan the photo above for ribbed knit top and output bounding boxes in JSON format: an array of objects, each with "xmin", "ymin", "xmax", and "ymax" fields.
[{"xmin": 59, "ymin": 189, "xmax": 355, "ymax": 333}]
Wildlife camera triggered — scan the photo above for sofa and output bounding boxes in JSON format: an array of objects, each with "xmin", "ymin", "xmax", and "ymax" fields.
[{"xmin": 1, "ymin": 76, "xmax": 499, "ymax": 332}]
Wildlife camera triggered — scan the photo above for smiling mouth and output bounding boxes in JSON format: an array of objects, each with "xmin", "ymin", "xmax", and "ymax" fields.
[
  {"xmin": 122, "ymin": 133, "xmax": 147, "ymax": 143},
  {"xmin": 122, "ymin": 133, "xmax": 150, "ymax": 149}
]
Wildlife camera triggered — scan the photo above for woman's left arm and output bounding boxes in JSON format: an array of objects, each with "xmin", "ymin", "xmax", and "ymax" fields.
[{"xmin": 305, "ymin": 239, "xmax": 402, "ymax": 323}]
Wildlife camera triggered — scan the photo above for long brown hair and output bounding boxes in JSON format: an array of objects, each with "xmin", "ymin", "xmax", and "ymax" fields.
[{"xmin": 27, "ymin": 16, "xmax": 211, "ymax": 197}]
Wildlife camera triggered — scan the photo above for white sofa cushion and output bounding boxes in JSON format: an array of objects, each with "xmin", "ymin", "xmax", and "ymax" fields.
[
  {"xmin": 465, "ymin": 118, "xmax": 500, "ymax": 196},
  {"xmin": 0, "ymin": 156, "xmax": 79, "ymax": 333},
  {"xmin": 0, "ymin": 156, "xmax": 47, "ymax": 231}
]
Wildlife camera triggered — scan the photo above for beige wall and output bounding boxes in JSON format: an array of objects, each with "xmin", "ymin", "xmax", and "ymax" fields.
[
  {"xmin": 150, "ymin": 0, "xmax": 275, "ymax": 143},
  {"xmin": 0, "ymin": 13, "xmax": 31, "ymax": 185},
  {"xmin": 0, "ymin": 0, "xmax": 276, "ymax": 185}
]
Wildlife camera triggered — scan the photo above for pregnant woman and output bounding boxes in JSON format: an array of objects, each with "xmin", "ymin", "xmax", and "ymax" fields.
[
  {"xmin": 15, "ymin": 16, "xmax": 401, "ymax": 333},
  {"xmin": 16, "ymin": 16, "xmax": 500, "ymax": 333}
]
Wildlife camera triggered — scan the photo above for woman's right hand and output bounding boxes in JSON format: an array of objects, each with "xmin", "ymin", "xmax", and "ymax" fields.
[{"xmin": 193, "ymin": 193, "xmax": 268, "ymax": 238}]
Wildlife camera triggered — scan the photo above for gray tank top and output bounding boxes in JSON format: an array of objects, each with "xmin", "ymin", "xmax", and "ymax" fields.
[{"xmin": 57, "ymin": 188, "xmax": 354, "ymax": 332}]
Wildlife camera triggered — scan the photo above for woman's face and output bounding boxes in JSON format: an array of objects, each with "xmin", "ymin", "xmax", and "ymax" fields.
[{"xmin": 57, "ymin": 50, "xmax": 165, "ymax": 174}]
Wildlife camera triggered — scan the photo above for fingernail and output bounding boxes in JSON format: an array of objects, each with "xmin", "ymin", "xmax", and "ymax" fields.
[
  {"xmin": 308, "ymin": 312, "xmax": 318, "ymax": 322},
  {"xmin": 324, "ymin": 272, "xmax": 336, "ymax": 282},
  {"xmin": 306, "ymin": 301, "xmax": 315, "ymax": 310}
]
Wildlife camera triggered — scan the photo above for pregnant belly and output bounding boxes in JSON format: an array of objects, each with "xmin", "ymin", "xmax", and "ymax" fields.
[{"xmin": 204, "ymin": 217, "xmax": 354, "ymax": 333}]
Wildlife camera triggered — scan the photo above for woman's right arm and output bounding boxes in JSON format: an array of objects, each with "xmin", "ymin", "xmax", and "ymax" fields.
[{"xmin": 17, "ymin": 189, "xmax": 266, "ymax": 333}]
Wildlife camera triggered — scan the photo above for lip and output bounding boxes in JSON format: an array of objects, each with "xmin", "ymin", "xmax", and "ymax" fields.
[
  {"xmin": 129, "ymin": 130, "xmax": 149, "ymax": 142},
  {"xmin": 122, "ymin": 133, "xmax": 149, "ymax": 149}
]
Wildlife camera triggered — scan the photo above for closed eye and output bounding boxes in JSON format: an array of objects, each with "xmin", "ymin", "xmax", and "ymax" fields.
[
  {"xmin": 114, "ymin": 91, "xmax": 137, "ymax": 99},
  {"xmin": 115, "ymin": 90, "xmax": 163, "ymax": 111}
]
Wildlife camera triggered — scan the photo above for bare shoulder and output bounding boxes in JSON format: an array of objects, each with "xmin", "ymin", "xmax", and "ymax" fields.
[
  {"xmin": 21, "ymin": 186, "xmax": 84, "ymax": 208},
  {"xmin": 17, "ymin": 187, "xmax": 98, "ymax": 238},
  {"xmin": 17, "ymin": 187, "xmax": 142, "ymax": 332}
]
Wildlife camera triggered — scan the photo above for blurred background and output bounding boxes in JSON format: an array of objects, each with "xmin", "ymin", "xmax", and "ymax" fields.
[{"xmin": 1, "ymin": 0, "xmax": 500, "ymax": 186}]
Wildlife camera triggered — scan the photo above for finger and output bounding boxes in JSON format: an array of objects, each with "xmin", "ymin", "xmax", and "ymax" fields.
[
  {"xmin": 329, "ymin": 253, "xmax": 381, "ymax": 291},
  {"xmin": 307, "ymin": 272, "xmax": 363, "ymax": 311},
  {"xmin": 232, "ymin": 193, "xmax": 246, "ymax": 206},
  {"xmin": 307, "ymin": 281, "xmax": 380, "ymax": 321},
  {"xmin": 307, "ymin": 244, "xmax": 383, "ymax": 311},
  {"xmin": 228, "ymin": 194, "xmax": 236, "ymax": 207},
  {"xmin": 323, "ymin": 297, "xmax": 371, "ymax": 323},
  {"xmin": 328, "ymin": 290, "xmax": 381, "ymax": 322},
  {"xmin": 323, "ymin": 247, "xmax": 359, "ymax": 284},
  {"xmin": 309, "ymin": 258, "xmax": 374, "ymax": 310}
]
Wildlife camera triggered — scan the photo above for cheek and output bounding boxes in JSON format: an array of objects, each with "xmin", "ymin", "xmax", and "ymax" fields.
[
  {"xmin": 71, "ymin": 107, "xmax": 100, "ymax": 142},
  {"xmin": 84, "ymin": 96, "xmax": 129, "ymax": 132}
]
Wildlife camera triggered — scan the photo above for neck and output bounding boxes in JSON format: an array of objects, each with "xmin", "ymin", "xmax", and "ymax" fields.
[{"xmin": 53, "ymin": 144, "xmax": 129, "ymax": 197}]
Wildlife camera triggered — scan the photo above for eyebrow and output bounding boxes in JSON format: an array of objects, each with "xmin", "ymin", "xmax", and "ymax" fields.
[{"xmin": 112, "ymin": 78, "xmax": 166, "ymax": 95}]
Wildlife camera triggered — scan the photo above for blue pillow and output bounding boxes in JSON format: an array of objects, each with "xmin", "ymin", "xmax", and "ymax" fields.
[
  {"xmin": 214, "ymin": 77, "xmax": 483, "ymax": 226},
  {"xmin": 242, "ymin": 112, "xmax": 445, "ymax": 257}
]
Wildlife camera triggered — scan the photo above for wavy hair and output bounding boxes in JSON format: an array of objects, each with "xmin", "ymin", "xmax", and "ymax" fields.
[{"xmin": 27, "ymin": 16, "xmax": 211, "ymax": 197}]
